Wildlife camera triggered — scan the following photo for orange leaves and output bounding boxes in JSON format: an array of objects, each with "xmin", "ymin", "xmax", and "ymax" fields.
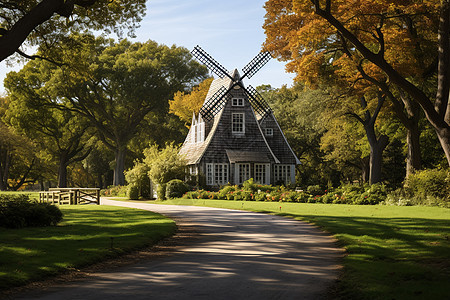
[{"xmin": 169, "ymin": 77, "xmax": 213, "ymax": 126}]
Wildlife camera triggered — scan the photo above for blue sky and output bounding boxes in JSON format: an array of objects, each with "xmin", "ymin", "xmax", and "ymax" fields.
[{"xmin": 0, "ymin": 0, "xmax": 293, "ymax": 94}]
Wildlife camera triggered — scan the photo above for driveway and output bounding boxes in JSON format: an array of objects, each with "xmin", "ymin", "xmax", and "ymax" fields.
[{"xmin": 15, "ymin": 199, "xmax": 343, "ymax": 300}]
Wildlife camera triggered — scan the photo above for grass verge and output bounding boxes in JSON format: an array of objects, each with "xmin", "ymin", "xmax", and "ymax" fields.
[
  {"xmin": 125, "ymin": 198, "xmax": 449, "ymax": 300},
  {"xmin": 0, "ymin": 205, "xmax": 176, "ymax": 290}
]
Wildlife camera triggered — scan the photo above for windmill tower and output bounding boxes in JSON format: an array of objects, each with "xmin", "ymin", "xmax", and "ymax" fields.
[{"xmin": 180, "ymin": 46, "xmax": 300, "ymax": 188}]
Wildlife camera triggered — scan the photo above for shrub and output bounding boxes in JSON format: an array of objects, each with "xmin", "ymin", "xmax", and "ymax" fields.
[
  {"xmin": 128, "ymin": 184, "xmax": 140, "ymax": 200},
  {"xmin": 157, "ymin": 183, "xmax": 167, "ymax": 200},
  {"xmin": 0, "ymin": 195, "xmax": 63, "ymax": 229},
  {"xmin": 307, "ymin": 185, "xmax": 323, "ymax": 196},
  {"xmin": 101, "ymin": 185, "xmax": 128, "ymax": 197},
  {"xmin": 125, "ymin": 161, "xmax": 151, "ymax": 199},
  {"xmin": 404, "ymin": 169, "xmax": 450, "ymax": 206},
  {"xmin": 165, "ymin": 179, "xmax": 190, "ymax": 199}
]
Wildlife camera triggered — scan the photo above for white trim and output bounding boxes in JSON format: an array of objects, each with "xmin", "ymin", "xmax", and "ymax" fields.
[
  {"xmin": 254, "ymin": 163, "xmax": 270, "ymax": 185},
  {"xmin": 206, "ymin": 163, "xmax": 213, "ymax": 185},
  {"xmin": 232, "ymin": 98, "xmax": 244, "ymax": 106},
  {"xmin": 232, "ymin": 112, "xmax": 245, "ymax": 134},
  {"xmin": 236, "ymin": 163, "xmax": 250, "ymax": 184}
]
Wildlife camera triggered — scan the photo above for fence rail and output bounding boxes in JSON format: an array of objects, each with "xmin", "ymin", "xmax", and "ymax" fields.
[{"xmin": 39, "ymin": 188, "xmax": 100, "ymax": 205}]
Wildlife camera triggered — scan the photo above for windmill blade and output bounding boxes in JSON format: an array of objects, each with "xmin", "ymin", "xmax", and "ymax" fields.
[
  {"xmin": 192, "ymin": 46, "xmax": 233, "ymax": 80},
  {"xmin": 241, "ymin": 51, "xmax": 272, "ymax": 80},
  {"xmin": 199, "ymin": 86, "xmax": 229, "ymax": 121},
  {"xmin": 244, "ymin": 85, "xmax": 272, "ymax": 119}
]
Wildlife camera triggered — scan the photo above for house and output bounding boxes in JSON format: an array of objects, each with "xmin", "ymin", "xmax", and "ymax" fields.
[{"xmin": 179, "ymin": 58, "xmax": 300, "ymax": 188}]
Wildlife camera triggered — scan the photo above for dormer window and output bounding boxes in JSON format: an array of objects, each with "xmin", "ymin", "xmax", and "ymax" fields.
[{"xmin": 232, "ymin": 98, "xmax": 244, "ymax": 106}]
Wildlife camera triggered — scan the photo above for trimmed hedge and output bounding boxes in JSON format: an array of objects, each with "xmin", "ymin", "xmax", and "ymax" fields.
[
  {"xmin": 165, "ymin": 179, "xmax": 190, "ymax": 199},
  {"xmin": 0, "ymin": 195, "xmax": 63, "ymax": 228}
]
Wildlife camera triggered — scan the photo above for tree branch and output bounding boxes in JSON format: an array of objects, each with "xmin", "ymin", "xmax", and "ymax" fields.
[{"xmin": 15, "ymin": 49, "xmax": 64, "ymax": 67}]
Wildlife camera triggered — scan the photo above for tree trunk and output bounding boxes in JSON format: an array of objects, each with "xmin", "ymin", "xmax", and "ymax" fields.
[
  {"xmin": 57, "ymin": 153, "xmax": 68, "ymax": 188},
  {"xmin": 361, "ymin": 157, "xmax": 370, "ymax": 183},
  {"xmin": 113, "ymin": 148, "xmax": 126, "ymax": 186},
  {"xmin": 406, "ymin": 120, "xmax": 422, "ymax": 177},
  {"xmin": 369, "ymin": 136, "xmax": 389, "ymax": 184},
  {"xmin": 436, "ymin": 127, "xmax": 450, "ymax": 165}
]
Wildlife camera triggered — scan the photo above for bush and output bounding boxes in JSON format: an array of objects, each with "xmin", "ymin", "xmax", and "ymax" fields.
[
  {"xmin": 157, "ymin": 183, "xmax": 167, "ymax": 200},
  {"xmin": 404, "ymin": 169, "xmax": 450, "ymax": 206},
  {"xmin": 101, "ymin": 185, "xmax": 128, "ymax": 197},
  {"xmin": 307, "ymin": 185, "xmax": 323, "ymax": 196},
  {"xmin": 128, "ymin": 184, "xmax": 140, "ymax": 200},
  {"xmin": 0, "ymin": 195, "xmax": 63, "ymax": 228},
  {"xmin": 166, "ymin": 179, "xmax": 190, "ymax": 199}
]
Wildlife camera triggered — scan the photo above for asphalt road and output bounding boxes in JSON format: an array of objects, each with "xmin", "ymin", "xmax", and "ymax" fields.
[{"xmin": 15, "ymin": 200, "xmax": 343, "ymax": 300}]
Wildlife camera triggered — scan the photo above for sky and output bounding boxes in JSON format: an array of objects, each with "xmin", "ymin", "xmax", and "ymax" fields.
[{"xmin": 0, "ymin": 0, "xmax": 294, "ymax": 95}]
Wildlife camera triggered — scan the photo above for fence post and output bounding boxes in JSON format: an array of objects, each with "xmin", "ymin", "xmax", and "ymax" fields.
[{"xmin": 96, "ymin": 189, "xmax": 100, "ymax": 205}]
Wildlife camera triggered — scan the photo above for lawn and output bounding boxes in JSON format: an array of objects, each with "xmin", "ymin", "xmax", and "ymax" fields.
[
  {"xmin": 129, "ymin": 198, "xmax": 449, "ymax": 300},
  {"xmin": 0, "ymin": 205, "xmax": 176, "ymax": 290}
]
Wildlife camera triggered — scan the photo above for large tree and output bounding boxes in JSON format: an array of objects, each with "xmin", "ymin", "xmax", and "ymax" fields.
[
  {"xmin": 6, "ymin": 35, "xmax": 208, "ymax": 186},
  {"xmin": 0, "ymin": 0, "xmax": 146, "ymax": 62},
  {"xmin": 264, "ymin": 0, "xmax": 450, "ymax": 169},
  {"xmin": 4, "ymin": 83, "xmax": 94, "ymax": 188}
]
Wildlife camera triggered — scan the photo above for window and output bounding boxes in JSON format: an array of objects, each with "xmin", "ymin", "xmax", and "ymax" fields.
[
  {"xmin": 273, "ymin": 165, "xmax": 292, "ymax": 184},
  {"xmin": 206, "ymin": 164, "xmax": 213, "ymax": 185},
  {"xmin": 254, "ymin": 164, "xmax": 266, "ymax": 184},
  {"xmin": 232, "ymin": 113, "xmax": 244, "ymax": 134},
  {"xmin": 232, "ymin": 98, "xmax": 244, "ymax": 106},
  {"xmin": 265, "ymin": 128, "xmax": 273, "ymax": 136},
  {"xmin": 214, "ymin": 164, "xmax": 228, "ymax": 185},
  {"xmin": 196, "ymin": 122, "xmax": 204, "ymax": 143},
  {"xmin": 206, "ymin": 163, "xmax": 228, "ymax": 185},
  {"xmin": 189, "ymin": 165, "xmax": 198, "ymax": 175},
  {"xmin": 238, "ymin": 163, "xmax": 251, "ymax": 184}
]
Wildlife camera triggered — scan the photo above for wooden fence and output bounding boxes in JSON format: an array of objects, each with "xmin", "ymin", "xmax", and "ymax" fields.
[{"xmin": 39, "ymin": 188, "xmax": 100, "ymax": 205}]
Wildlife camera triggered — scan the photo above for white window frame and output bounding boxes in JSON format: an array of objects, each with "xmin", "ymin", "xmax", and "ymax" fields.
[
  {"xmin": 206, "ymin": 163, "xmax": 228, "ymax": 186},
  {"xmin": 237, "ymin": 163, "xmax": 251, "ymax": 184},
  {"xmin": 232, "ymin": 113, "xmax": 245, "ymax": 134},
  {"xmin": 214, "ymin": 164, "xmax": 228, "ymax": 185},
  {"xmin": 206, "ymin": 163, "xmax": 214, "ymax": 185},
  {"xmin": 254, "ymin": 164, "xmax": 266, "ymax": 184},
  {"xmin": 196, "ymin": 121, "xmax": 205, "ymax": 143},
  {"xmin": 273, "ymin": 164, "xmax": 292, "ymax": 185},
  {"xmin": 232, "ymin": 98, "xmax": 244, "ymax": 106},
  {"xmin": 265, "ymin": 128, "xmax": 273, "ymax": 136}
]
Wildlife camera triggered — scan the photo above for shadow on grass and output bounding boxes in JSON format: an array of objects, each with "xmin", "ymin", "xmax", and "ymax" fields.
[
  {"xmin": 0, "ymin": 206, "xmax": 176, "ymax": 290},
  {"xmin": 269, "ymin": 211, "xmax": 450, "ymax": 300}
]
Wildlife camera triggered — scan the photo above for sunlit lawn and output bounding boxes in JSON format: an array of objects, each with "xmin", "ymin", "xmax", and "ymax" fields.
[
  {"xmin": 127, "ymin": 198, "xmax": 450, "ymax": 300},
  {"xmin": 0, "ymin": 205, "xmax": 176, "ymax": 290}
]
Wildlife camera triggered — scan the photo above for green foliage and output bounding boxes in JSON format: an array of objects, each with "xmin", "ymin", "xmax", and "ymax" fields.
[
  {"xmin": 0, "ymin": 195, "xmax": 63, "ymax": 228},
  {"xmin": 127, "ymin": 185, "xmax": 139, "ymax": 200},
  {"xmin": 401, "ymin": 168, "xmax": 450, "ymax": 207},
  {"xmin": 306, "ymin": 185, "xmax": 323, "ymax": 196},
  {"xmin": 125, "ymin": 161, "xmax": 151, "ymax": 199},
  {"xmin": 165, "ymin": 179, "xmax": 189, "ymax": 199},
  {"xmin": 101, "ymin": 185, "xmax": 128, "ymax": 197},
  {"xmin": 144, "ymin": 142, "xmax": 186, "ymax": 186},
  {"xmin": 157, "ymin": 184, "xmax": 167, "ymax": 200}
]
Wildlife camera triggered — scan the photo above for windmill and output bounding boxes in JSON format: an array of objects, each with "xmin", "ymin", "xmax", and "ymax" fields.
[{"xmin": 191, "ymin": 45, "xmax": 272, "ymax": 121}]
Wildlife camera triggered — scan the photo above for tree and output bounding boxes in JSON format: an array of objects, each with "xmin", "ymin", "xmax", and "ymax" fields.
[
  {"xmin": 143, "ymin": 143, "xmax": 186, "ymax": 186},
  {"xmin": 0, "ymin": 0, "xmax": 146, "ymax": 63},
  {"xmin": 6, "ymin": 35, "xmax": 208, "ymax": 186},
  {"xmin": 263, "ymin": 0, "xmax": 450, "ymax": 169},
  {"xmin": 169, "ymin": 77, "xmax": 213, "ymax": 125},
  {"xmin": 4, "ymin": 82, "xmax": 94, "ymax": 188}
]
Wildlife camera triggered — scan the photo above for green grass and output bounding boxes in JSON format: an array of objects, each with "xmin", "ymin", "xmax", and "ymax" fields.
[
  {"xmin": 0, "ymin": 205, "xmax": 176, "ymax": 290},
  {"xmin": 126, "ymin": 198, "xmax": 450, "ymax": 300}
]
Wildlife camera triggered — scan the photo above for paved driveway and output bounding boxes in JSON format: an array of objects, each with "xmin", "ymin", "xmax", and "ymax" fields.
[{"xmin": 15, "ymin": 200, "xmax": 343, "ymax": 300}]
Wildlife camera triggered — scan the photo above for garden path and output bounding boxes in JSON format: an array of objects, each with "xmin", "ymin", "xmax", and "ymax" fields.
[{"xmin": 16, "ymin": 199, "xmax": 343, "ymax": 300}]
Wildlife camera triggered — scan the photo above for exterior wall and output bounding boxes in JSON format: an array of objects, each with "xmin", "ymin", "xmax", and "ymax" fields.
[
  {"xmin": 260, "ymin": 113, "xmax": 298, "ymax": 164},
  {"xmin": 200, "ymin": 87, "xmax": 275, "ymax": 167}
]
